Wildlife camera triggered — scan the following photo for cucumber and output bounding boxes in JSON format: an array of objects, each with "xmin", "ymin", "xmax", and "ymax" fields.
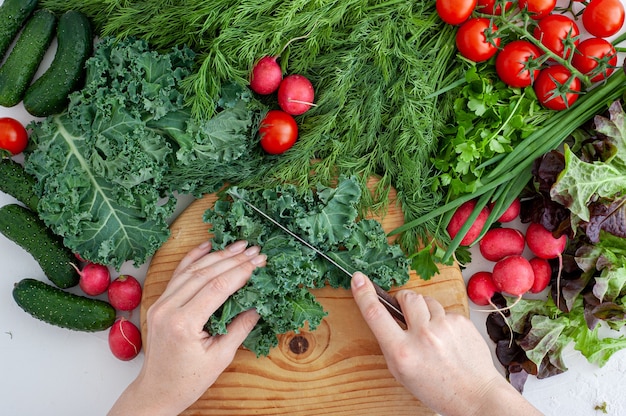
[
  {"xmin": 13, "ymin": 278, "xmax": 116, "ymax": 332},
  {"xmin": 0, "ymin": 159, "xmax": 40, "ymax": 212},
  {"xmin": 0, "ymin": 0, "xmax": 38, "ymax": 60},
  {"xmin": 23, "ymin": 10, "xmax": 93, "ymax": 117},
  {"xmin": 0, "ymin": 204, "xmax": 78, "ymax": 288},
  {"xmin": 0, "ymin": 9, "xmax": 57, "ymax": 107}
]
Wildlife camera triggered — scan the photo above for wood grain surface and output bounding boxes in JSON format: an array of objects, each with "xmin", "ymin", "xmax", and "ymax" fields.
[{"xmin": 141, "ymin": 180, "xmax": 469, "ymax": 415}]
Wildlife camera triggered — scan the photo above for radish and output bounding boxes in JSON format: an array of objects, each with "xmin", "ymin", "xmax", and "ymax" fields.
[
  {"xmin": 250, "ymin": 56, "xmax": 283, "ymax": 95},
  {"xmin": 492, "ymin": 255, "xmax": 535, "ymax": 297},
  {"xmin": 72, "ymin": 262, "xmax": 111, "ymax": 296},
  {"xmin": 529, "ymin": 257, "xmax": 552, "ymax": 293},
  {"xmin": 493, "ymin": 198, "xmax": 521, "ymax": 223},
  {"xmin": 479, "ymin": 227, "xmax": 525, "ymax": 262},
  {"xmin": 526, "ymin": 222, "xmax": 566, "ymax": 305},
  {"xmin": 467, "ymin": 271, "xmax": 498, "ymax": 306},
  {"xmin": 447, "ymin": 199, "xmax": 490, "ymax": 246},
  {"xmin": 108, "ymin": 274, "xmax": 142, "ymax": 311},
  {"xmin": 108, "ymin": 317, "xmax": 142, "ymax": 361},
  {"xmin": 277, "ymin": 74, "xmax": 315, "ymax": 115}
]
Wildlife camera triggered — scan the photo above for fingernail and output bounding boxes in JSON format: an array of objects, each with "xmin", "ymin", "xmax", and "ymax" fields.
[
  {"xmin": 250, "ymin": 254, "xmax": 267, "ymax": 266},
  {"xmin": 244, "ymin": 245, "xmax": 261, "ymax": 256},
  {"xmin": 199, "ymin": 240, "xmax": 211, "ymax": 249},
  {"xmin": 352, "ymin": 272, "xmax": 366, "ymax": 288},
  {"xmin": 227, "ymin": 240, "xmax": 248, "ymax": 253}
]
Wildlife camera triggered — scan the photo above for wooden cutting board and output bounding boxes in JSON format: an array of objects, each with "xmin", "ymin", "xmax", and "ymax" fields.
[{"xmin": 141, "ymin": 179, "xmax": 469, "ymax": 415}]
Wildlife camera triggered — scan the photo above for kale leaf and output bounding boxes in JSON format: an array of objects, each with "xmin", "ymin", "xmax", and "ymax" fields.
[{"xmin": 203, "ymin": 176, "xmax": 410, "ymax": 356}]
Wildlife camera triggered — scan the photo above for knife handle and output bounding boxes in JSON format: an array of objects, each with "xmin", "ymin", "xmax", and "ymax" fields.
[{"xmin": 372, "ymin": 282, "xmax": 406, "ymax": 326}]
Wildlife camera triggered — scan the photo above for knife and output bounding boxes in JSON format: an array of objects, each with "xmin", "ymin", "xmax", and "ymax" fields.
[{"xmin": 229, "ymin": 190, "xmax": 407, "ymax": 326}]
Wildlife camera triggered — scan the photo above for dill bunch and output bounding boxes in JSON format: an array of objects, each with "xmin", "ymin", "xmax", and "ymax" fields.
[{"xmin": 41, "ymin": 0, "xmax": 462, "ymax": 261}]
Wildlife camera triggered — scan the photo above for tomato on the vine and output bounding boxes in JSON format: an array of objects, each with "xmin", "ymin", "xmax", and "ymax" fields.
[
  {"xmin": 436, "ymin": 0, "xmax": 477, "ymax": 25},
  {"xmin": 495, "ymin": 41, "xmax": 542, "ymax": 88},
  {"xmin": 258, "ymin": 110, "xmax": 298, "ymax": 155},
  {"xmin": 582, "ymin": 0, "xmax": 625, "ymax": 38},
  {"xmin": 533, "ymin": 65, "xmax": 581, "ymax": 111},
  {"xmin": 533, "ymin": 14, "xmax": 579, "ymax": 59},
  {"xmin": 518, "ymin": 0, "xmax": 556, "ymax": 19},
  {"xmin": 456, "ymin": 18, "xmax": 500, "ymax": 62},
  {"xmin": 572, "ymin": 37, "xmax": 617, "ymax": 82},
  {"xmin": 476, "ymin": 0, "xmax": 513, "ymax": 14},
  {"xmin": 0, "ymin": 117, "xmax": 28, "ymax": 155}
]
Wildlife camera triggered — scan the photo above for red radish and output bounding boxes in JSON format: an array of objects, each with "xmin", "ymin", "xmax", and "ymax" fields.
[
  {"xmin": 447, "ymin": 199, "xmax": 490, "ymax": 246},
  {"xmin": 108, "ymin": 318, "xmax": 142, "ymax": 361},
  {"xmin": 108, "ymin": 275, "xmax": 142, "ymax": 311},
  {"xmin": 493, "ymin": 198, "xmax": 521, "ymax": 223},
  {"xmin": 277, "ymin": 74, "xmax": 315, "ymax": 115},
  {"xmin": 526, "ymin": 222, "xmax": 566, "ymax": 305},
  {"xmin": 72, "ymin": 262, "xmax": 111, "ymax": 296},
  {"xmin": 250, "ymin": 56, "xmax": 283, "ymax": 95},
  {"xmin": 529, "ymin": 257, "xmax": 552, "ymax": 293},
  {"xmin": 479, "ymin": 227, "xmax": 525, "ymax": 262},
  {"xmin": 492, "ymin": 255, "xmax": 535, "ymax": 296},
  {"xmin": 467, "ymin": 271, "xmax": 498, "ymax": 306}
]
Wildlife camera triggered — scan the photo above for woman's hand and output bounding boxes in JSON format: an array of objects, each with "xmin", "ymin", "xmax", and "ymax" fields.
[
  {"xmin": 350, "ymin": 272, "xmax": 543, "ymax": 416},
  {"xmin": 108, "ymin": 240, "xmax": 266, "ymax": 416}
]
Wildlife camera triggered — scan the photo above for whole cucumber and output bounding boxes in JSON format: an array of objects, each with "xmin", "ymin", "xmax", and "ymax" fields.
[
  {"xmin": 13, "ymin": 278, "xmax": 116, "ymax": 332},
  {"xmin": 0, "ymin": 9, "xmax": 57, "ymax": 107},
  {"xmin": 0, "ymin": 204, "xmax": 78, "ymax": 288},
  {"xmin": 0, "ymin": 159, "xmax": 40, "ymax": 212},
  {"xmin": 23, "ymin": 10, "xmax": 93, "ymax": 117},
  {"xmin": 0, "ymin": 0, "xmax": 38, "ymax": 60}
]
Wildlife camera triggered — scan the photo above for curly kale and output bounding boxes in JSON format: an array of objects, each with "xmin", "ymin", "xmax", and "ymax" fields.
[{"xmin": 203, "ymin": 177, "xmax": 410, "ymax": 356}]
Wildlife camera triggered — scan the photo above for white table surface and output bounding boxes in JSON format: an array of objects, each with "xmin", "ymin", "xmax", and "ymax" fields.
[{"xmin": 2, "ymin": 2, "xmax": 626, "ymax": 414}]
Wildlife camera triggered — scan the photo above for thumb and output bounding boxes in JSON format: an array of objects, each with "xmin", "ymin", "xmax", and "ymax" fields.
[{"xmin": 351, "ymin": 272, "xmax": 399, "ymax": 346}]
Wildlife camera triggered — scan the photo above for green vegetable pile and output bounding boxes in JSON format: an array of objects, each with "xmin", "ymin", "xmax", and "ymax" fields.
[
  {"xmin": 40, "ymin": 0, "xmax": 463, "ymax": 262},
  {"xmin": 488, "ymin": 101, "xmax": 626, "ymax": 390},
  {"xmin": 24, "ymin": 37, "xmax": 269, "ymax": 268},
  {"xmin": 204, "ymin": 176, "xmax": 410, "ymax": 356}
]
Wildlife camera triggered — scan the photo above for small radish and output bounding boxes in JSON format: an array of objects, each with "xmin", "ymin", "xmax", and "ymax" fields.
[
  {"xmin": 72, "ymin": 262, "xmax": 111, "ymax": 296},
  {"xmin": 492, "ymin": 255, "xmax": 535, "ymax": 296},
  {"xmin": 250, "ymin": 56, "xmax": 283, "ymax": 95},
  {"xmin": 447, "ymin": 199, "xmax": 490, "ymax": 246},
  {"xmin": 277, "ymin": 74, "xmax": 315, "ymax": 115},
  {"xmin": 492, "ymin": 198, "xmax": 521, "ymax": 223},
  {"xmin": 108, "ymin": 275, "xmax": 142, "ymax": 311},
  {"xmin": 108, "ymin": 317, "xmax": 142, "ymax": 361},
  {"xmin": 526, "ymin": 222, "xmax": 566, "ymax": 305},
  {"xmin": 467, "ymin": 271, "xmax": 498, "ymax": 306},
  {"xmin": 479, "ymin": 227, "xmax": 525, "ymax": 262},
  {"xmin": 529, "ymin": 257, "xmax": 552, "ymax": 293}
]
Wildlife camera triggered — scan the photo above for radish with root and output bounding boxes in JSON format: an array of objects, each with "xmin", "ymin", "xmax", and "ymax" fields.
[
  {"xmin": 526, "ymin": 222, "xmax": 566, "ymax": 305},
  {"xmin": 278, "ymin": 74, "xmax": 316, "ymax": 115},
  {"xmin": 467, "ymin": 271, "xmax": 499, "ymax": 306},
  {"xmin": 108, "ymin": 317, "xmax": 142, "ymax": 361},
  {"xmin": 529, "ymin": 256, "xmax": 552, "ymax": 293},
  {"xmin": 72, "ymin": 262, "xmax": 111, "ymax": 296},
  {"xmin": 108, "ymin": 275, "xmax": 142, "ymax": 311},
  {"xmin": 493, "ymin": 198, "xmax": 521, "ymax": 223},
  {"xmin": 447, "ymin": 199, "xmax": 490, "ymax": 246},
  {"xmin": 250, "ymin": 56, "xmax": 283, "ymax": 95},
  {"xmin": 479, "ymin": 227, "xmax": 525, "ymax": 262},
  {"xmin": 492, "ymin": 255, "xmax": 535, "ymax": 299}
]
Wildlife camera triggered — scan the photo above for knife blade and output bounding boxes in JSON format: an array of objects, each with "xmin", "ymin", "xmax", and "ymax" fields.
[{"xmin": 229, "ymin": 190, "xmax": 406, "ymax": 326}]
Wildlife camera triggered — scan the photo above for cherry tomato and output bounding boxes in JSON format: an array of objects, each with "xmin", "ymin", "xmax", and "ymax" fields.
[
  {"xmin": 456, "ymin": 18, "xmax": 500, "ymax": 62},
  {"xmin": 495, "ymin": 41, "xmax": 542, "ymax": 88},
  {"xmin": 436, "ymin": 0, "xmax": 477, "ymax": 25},
  {"xmin": 518, "ymin": 0, "xmax": 556, "ymax": 19},
  {"xmin": 533, "ymin": 14, "xmax": 579, "ymax": 59},
  {"xmin": 258, "ymin": 110, "xmax": 298, "ymax": 155},
  {"xmin": 582, "ymin": 0, "xmax": 625, "ymax": 38},
  {"xmin": 476, "ymin": 0, "xmax": 513, "ymax": 14},
  {"xmin": 533, "ymin": 65, "xmax": 581, "ymax": 111},
  {"xmin": 572, "ymin": 37, "xmax": 617, "ymax": 82},
  {"xmin": 0, "ymin": 117, "xmax": 28, "ymax": 155}
]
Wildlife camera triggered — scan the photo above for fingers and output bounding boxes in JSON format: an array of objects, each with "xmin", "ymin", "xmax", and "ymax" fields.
[
  {"xmin": 351, "ymin": 272, "xmax": 402, "ymax": 346},
  {"xmin": 170, "ymin": 240, "xmax": 213, "ymax": 278},
  {"xmin": 213, "ymin": 309, "xmax": 260, "ymax": 358},
  {"xmin": 396, "ymin": 291, "xmax": 446, "ymax": 328}
]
